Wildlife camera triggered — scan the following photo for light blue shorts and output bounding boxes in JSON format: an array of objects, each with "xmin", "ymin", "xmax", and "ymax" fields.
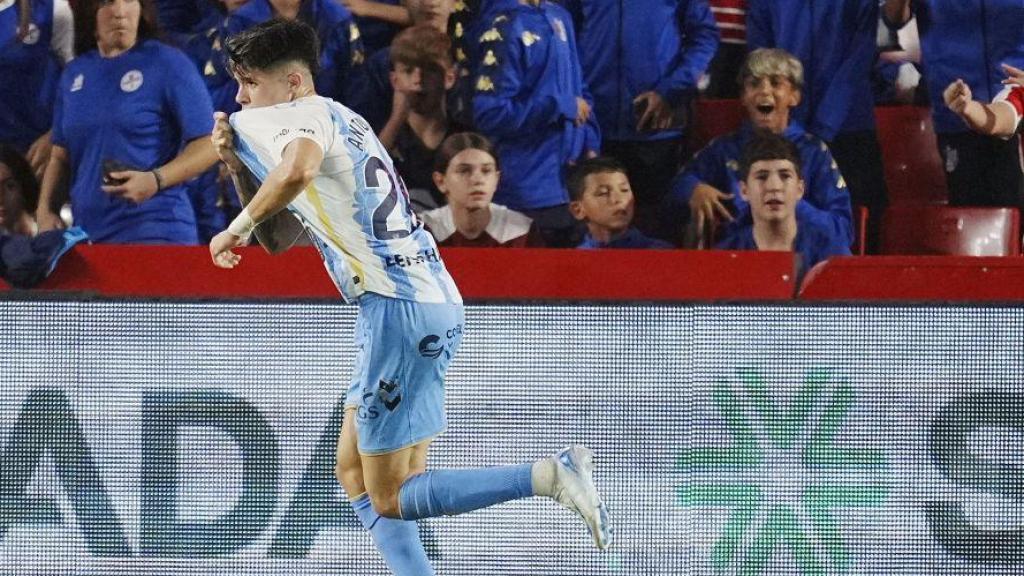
[{"xmin": 345, "ymin": 293, "xmax": 464, "ymax": 455}]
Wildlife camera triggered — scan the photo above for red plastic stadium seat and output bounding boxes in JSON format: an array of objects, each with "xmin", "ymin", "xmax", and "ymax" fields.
[
  {"xmin": 874, "ymin": 105, "xmax": 948, "ymax": 205},
  {"xmin": 690, "ymin": 98, "xmax": 745, "ymax": 152},
  {"xmin": 880, "ymin": 205, "xmax": 1021, "ymax": 256}
]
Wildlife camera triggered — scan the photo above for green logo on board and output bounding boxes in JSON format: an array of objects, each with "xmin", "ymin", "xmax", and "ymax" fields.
[{"xmin": 678, "ymin": 369, "xmax": 890, "ymax": 575}]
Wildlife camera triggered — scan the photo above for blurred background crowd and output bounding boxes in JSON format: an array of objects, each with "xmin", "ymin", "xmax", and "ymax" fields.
[{"xmin": 3, "ymin": 0, "xmax": 1022, "ymax": 279}]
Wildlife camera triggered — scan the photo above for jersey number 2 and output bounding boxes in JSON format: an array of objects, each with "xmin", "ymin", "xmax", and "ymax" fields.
[{"xmin": 366, "ymin": 156, "xmax": 415, "ymax": 240}]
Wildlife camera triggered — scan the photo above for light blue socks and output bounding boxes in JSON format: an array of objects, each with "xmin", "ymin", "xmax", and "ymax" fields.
[
  {"xmin": 352, "ymin": 493, "xmax": 434, "ymax": 576},
  {"xmin": 397, "ymin": 464, "xmax": 534, "ymax": 520}
]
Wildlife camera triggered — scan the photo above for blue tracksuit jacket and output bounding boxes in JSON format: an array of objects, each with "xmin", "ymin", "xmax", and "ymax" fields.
[
  {"xmin": 564, "ymin": 0, "xmax": 719, "ymax": 142},
  {"xmin": 886, "ymin": 0, "xmax": 1024, "ymax": 134},
  {"xmin": 473, "ymin": 0, "xmax": 601, "ymax": 210},
  {"xmin": 670, "ymin": 121, "xmax": 853, "ymax": 245},
  {"xmin": 747, "ymin": 0, "xmax": 878, "ymax": 141}
]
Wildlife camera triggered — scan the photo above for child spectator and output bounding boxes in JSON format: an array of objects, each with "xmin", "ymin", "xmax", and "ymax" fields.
[
  {"xmin": 473, "ymin": 0, "xmax": 600, "ymax": 248},
  {"xmin": 356, "ymin": 0, "xmax": 454, "ymax": 127},
  {"xmin": 420, "ymin": 132, "xmax": 543, "ymax": 247},
  {"xmin": 379, "ymin": 24, "xmax": 466, "ymax": 212},
  {"xmin": 718, "ymin": 130, "xmax": 850, "ymax": 282},
  {"xmin": 748, "ymin": 0, "xmax": 886, "ymax": 250},
  {"xmin": 0, "ymin": 144, "xmax": 40, "ymax": 236},
  {"xmin": 669, "ymin": 48, "xmax": 851, "ymax": 249},
  {"xmin": 569, "ymin": 157, "xmax": 672, "ymax": 249},
  {"xmin": 564, "ymin": 0, "xmax": 718, "ymax": 236}
]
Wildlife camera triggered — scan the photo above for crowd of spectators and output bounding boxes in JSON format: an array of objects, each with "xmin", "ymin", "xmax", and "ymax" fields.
[{"xmin": 3, "ymin": 0, "xmax": 1024, "ymax": 270}]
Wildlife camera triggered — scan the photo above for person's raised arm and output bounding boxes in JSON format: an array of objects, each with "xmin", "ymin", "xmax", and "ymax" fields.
[
  {"xmin": 210, "ymin": 112, "xmax": 306, "ymax": 254},
  {"xmin": 944, "ymin": 79, "xmax": 1019, "ymax": 138},
  {"xmin": 210, "ymin": 137, "xmax": 324, "ymax": 267}
]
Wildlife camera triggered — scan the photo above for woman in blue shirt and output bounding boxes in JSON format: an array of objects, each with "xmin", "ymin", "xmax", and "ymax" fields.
[{"xmin": 35, "ymin": 0, "xmax": 218, "ymax": 244}]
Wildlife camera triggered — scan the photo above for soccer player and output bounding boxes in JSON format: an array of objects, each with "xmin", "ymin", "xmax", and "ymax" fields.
[{"xmin": 207, "ymin": 19, "xmax": 611, "ymax": 575}]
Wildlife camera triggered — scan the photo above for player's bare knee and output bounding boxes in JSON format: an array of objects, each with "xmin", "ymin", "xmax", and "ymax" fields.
[
  {"xmin": 335, "ymin": 461, "xmax": 364, "ymax": 496},
  {"xmin": 368, "ymin": 490, "xmax": 402, "ymax": 519}
]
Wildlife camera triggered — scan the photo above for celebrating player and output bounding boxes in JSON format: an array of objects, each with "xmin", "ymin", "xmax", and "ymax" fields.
[{"xmin": 208, "ymin": 18, "xmax": 611, "ymax": 575}]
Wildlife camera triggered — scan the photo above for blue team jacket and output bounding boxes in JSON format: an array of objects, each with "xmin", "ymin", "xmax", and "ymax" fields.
[
  {"xmin": 747, "ymin": 0, "xmax": 878, "ymax": 141},
  {"xmin": 473, "ymin": 0, "xmax": 601, "ymax": 210},
  {"xmin": 888, "ymin": 0, "xmax": 1024, "ymax": 134},
  {"xmin": 670, "ymin": 121, "xmax": 853, "ymax": 245},
  {"xmin": 563, "ymin": 0, "xmax": 719, "ymax": 142},
  {"xmin": 0, "ymin": 0, "xmax": 62, "ymax": 152},
  {"xmin": 717, "ymin": 222, "xmax": 850, "ymax": 285}
]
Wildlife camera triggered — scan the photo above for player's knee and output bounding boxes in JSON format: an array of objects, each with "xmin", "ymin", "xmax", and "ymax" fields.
[{"xmin": 368, "ymin": 490, "xmax": 402, "ymax": 519}]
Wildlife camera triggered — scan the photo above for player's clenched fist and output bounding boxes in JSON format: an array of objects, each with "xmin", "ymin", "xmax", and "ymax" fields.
[
  {"xmin": 212, "ymin": 111, "xmax": 243, "ymax": 174},
  {"xmin": 943, "ymin": 79, "xmax": 972, "ymax": 116}
]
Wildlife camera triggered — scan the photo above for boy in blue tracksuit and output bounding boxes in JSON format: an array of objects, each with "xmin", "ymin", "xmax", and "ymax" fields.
[
  {"xmin": 564, "ymin": 0, "xmax": 719, "ymax": 238},
  {"xmin": 473, "ymin": 0, "xmax": 601, "ymax": 247},
  {"xmin": 884, "ymin": 0, "xmax": 1024, "ymax": 209},
  {"xmin": 747, "ymin": 0, "xmax": 885, "ymax": 251},
  {"xmin": 669, "ymin": 48, "xmax": 852, "ymax": 249}
]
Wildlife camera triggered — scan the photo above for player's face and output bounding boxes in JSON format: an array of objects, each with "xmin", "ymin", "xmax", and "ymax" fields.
[
  {"xmin": 234, "ymin": 68, "xmax": 294, "ymax": 109},
  {"xmin": 95, "ymin": 0, "xmax": 141, "ymax": 55},
  {"xmin": 0, "ymin": 163, "xmax": 26, "ymax": 233},
  {"xmin": 406, "ymin": 0, "xmax": 454, "ymax": 31},
  {"xmin": 740, "ymin": 159, "xmax": 804, "ymax": 224},
  {"xmin": 435, "ymin": 148, "xmax": 499, "ymax": 211},
  {"xmin": 572, "ymin": 171, "xmax": 634, "ymax": 234},
  {"xmin": 741, "ymin": 75, "xmax": 800, "ymax": 134}
]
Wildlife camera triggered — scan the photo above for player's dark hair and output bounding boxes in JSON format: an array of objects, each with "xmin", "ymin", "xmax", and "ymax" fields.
[
  {"xmin": 225, "ymin": 18, "xmax": 320, "ymax": 79},
  {"xmin": 74, "ymin": 0, "xmax": 161, "ymax": 56},
  {"xmin": 738, "ymin": 130, "xmax": 803, "ymax": 181},
  {"xmin": 566, "ymin": 156, "xmax": 628, "ymax": 202},
  {"xmin": 0, "ymin": 144, "xmax": 40, "ymax": 214},
  {"xmin": 434, "ymin": 132, "xmax": 500, "ymax": 173}
]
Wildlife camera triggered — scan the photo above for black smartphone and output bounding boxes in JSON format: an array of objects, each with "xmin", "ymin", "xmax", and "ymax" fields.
[{"xmin": 102, "ymin": 159, "xmax": 134, "ymax": 185}]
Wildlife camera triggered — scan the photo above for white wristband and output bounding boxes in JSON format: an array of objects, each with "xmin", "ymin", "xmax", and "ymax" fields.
[{"xmin": 227, "ymin": 208, "xmax": 256, "ymax": 238}]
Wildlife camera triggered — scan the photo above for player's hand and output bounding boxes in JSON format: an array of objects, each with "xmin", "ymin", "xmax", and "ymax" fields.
[
  {"xmin": 209, "ymin": 229, "xmax": 246, "ymax": 268},
  {"xmin": 1002, "ymin": 63, "xmax": 1024, "ymax": 88},
  {"xmin": 26, "ymin": 131, "xmax": 52, "ymax": 180},
  {"xmin": 212, "ymin": 111, "xmax": 244, "ymax": 174},
  {"xmin": 575, "ymin": 97, "xmax": 591, "ymax": 126},
  {"xmin": 689, "ymin": 182, "xmax": 734, "ymax": 234},
  {"xmin": 634, "ymin": 91, "xmax": 673, "ymax": 131},
  {"xmin": 943, "ymin": 79, "xmax": 972, "ymax": 115},
  {"xmin": 102, "ymin": 170, "xmax": 159, "ymax": 203},
  {"xmin": 35, "ymin": 208, "xmax": 65, "ymax": 232}
]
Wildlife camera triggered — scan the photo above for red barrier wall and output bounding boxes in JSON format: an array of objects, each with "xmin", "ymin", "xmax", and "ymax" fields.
[
  {"xmin": 4, "ymin": 247, "xmax": 1024, "ymax": 301},
  {"xmin": 0, "ymin": 245, "xmax": 796, "ymax": 301}
]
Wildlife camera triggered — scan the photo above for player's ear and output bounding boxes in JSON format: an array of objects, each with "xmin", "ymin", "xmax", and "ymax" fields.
[{"xmin": 287, "ymin": 71, "xmax": 303, "ymax": 95}]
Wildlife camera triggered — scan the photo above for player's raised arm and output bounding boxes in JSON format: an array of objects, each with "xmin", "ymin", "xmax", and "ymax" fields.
[
  {"xmin": 210, "ymin": 136, "xmax": 324, "ymax": 268},
  {"xmin": 211, "ymin": 112, "xmax": 306, "ymax": 255}
]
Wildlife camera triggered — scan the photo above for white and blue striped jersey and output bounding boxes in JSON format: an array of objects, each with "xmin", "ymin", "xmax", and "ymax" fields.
[{"xmin": 230, "ymin": 96, "xmax": 462, "ymax": 304}]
